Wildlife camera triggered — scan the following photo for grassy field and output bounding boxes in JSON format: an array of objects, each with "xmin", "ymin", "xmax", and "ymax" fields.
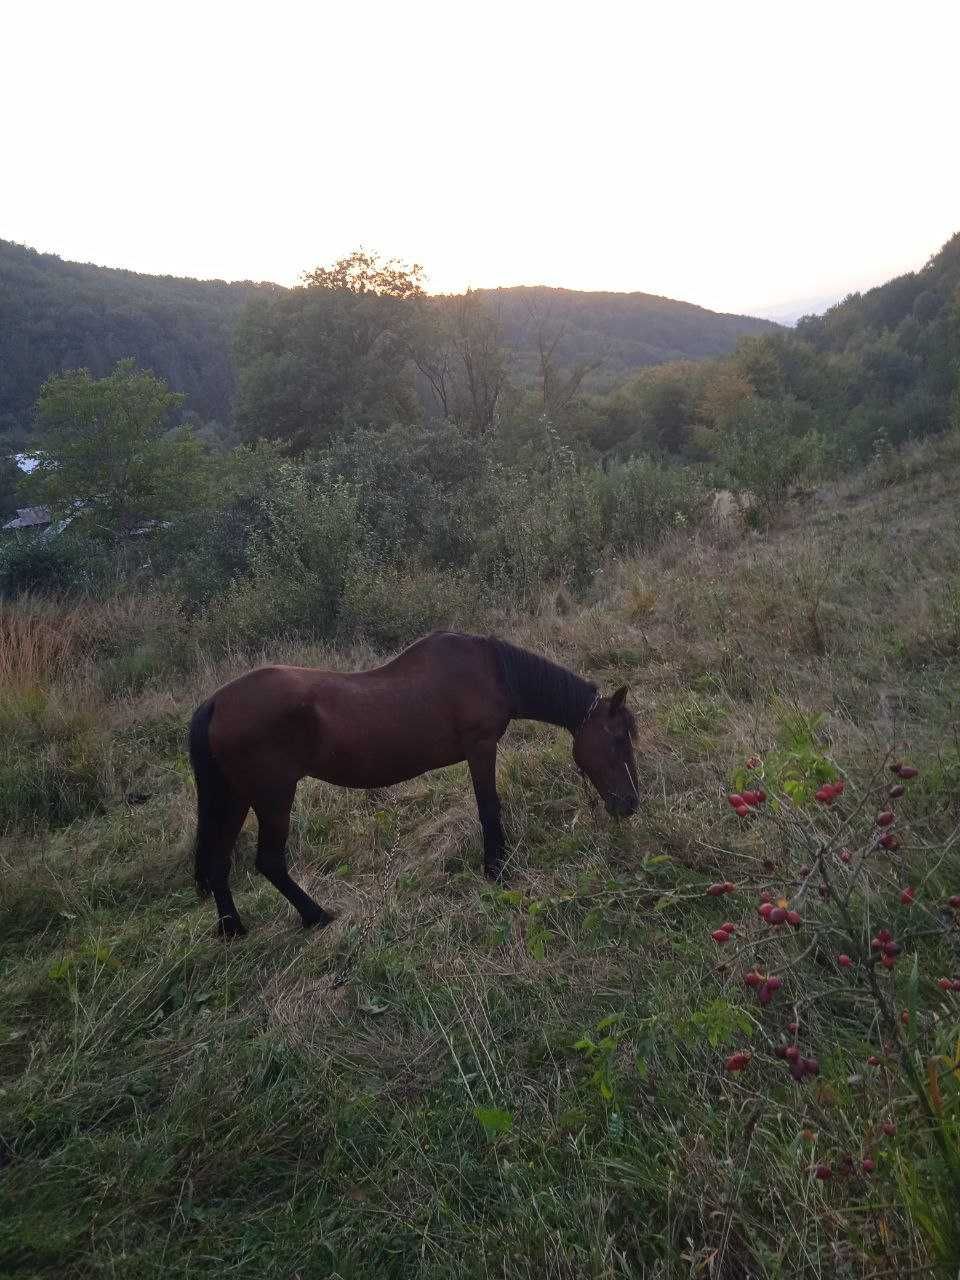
[{"xmin": 2, "ymin": 436, "xmax": 960, "ymax": 1278}]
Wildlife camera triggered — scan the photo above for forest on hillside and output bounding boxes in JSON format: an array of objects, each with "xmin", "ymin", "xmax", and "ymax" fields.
[{"xmin": 0, "ymin": 239, "xmax": 776, "ymax": 439}]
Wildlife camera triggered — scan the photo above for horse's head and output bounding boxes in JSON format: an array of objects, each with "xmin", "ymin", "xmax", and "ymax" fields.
[{"xmin": 572, "ymin": 686, "xmax": 639, "ymax": 818}]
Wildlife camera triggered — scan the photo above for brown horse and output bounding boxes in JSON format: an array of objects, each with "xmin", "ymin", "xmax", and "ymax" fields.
[{"xmin": 189, "ymin": 631, "xmax": 639, "ymax": 937}]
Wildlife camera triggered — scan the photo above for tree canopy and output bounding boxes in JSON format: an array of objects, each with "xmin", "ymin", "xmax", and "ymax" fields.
[{"xmin": 25, "ymin": 360, "xmax": 210, "ymax": 537}]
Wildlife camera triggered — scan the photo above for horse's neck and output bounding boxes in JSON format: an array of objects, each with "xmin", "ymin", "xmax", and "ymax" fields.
[{"xmin": 491, "ymin": 639, "xmax": 597, "ymax": 733}]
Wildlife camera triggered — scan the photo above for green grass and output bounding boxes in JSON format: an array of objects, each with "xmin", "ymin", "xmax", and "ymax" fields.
[{"xmin": 2, "ymin": 438, "xmax": 960, "ymax": 1277}]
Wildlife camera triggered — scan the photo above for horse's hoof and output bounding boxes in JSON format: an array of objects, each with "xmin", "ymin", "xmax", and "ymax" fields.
[
  {"xmin": 301, "ymin": 908, "xmax": 335, "ymax": 930},
  {"xmin": 218, "ymin": 916, "xmax": 247, "ymax": 940}
]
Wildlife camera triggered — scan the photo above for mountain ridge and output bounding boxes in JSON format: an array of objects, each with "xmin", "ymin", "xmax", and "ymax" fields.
[{"xmin": 0, "ymin": 239, "xmax": 777, "ymax": 433}]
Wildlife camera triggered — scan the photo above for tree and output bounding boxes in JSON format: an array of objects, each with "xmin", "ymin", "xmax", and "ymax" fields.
[
  {"xmin": 26, "ymin": 359, "xmax": 209, "ymax": 538},
  {"xmin": 234, "ymin": 250, "xmax": 424, "ymax": 449},
  {"xmin": 524, "ymin": 292, "xmax": 601, "ymax": 419},
  {"xmin": 404, "ymin": 292, "xmax": 511, "ymax": 436}
]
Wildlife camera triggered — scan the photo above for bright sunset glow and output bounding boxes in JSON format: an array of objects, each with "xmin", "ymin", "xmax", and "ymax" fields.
[{"xmin": 4, "ymin": 0, "xmax": 959, "ymax": 316}]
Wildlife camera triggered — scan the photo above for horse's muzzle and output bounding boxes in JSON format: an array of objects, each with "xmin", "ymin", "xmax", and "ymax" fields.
[{"xmin": 606, "ymin": 797, "xmax": 638, "ymax": 819}]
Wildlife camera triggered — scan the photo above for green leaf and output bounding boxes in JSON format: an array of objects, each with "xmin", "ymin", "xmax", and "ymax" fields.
[{"xmin": 474, "ymin": 1106, "xmax": 513, "ymax": 1138}]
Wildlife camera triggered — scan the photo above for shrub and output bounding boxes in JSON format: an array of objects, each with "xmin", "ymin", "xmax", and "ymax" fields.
[
  {"xmin": 715, "ymin": 396, "xmax": 824, "ymax": 524},
  {"xmin": 0, "ymin": 532, "xmax": 100, "ymax": 597},
  {"xmin": 202, "ymin": 467, "xmax": 368, "ymax": 649},
  {"xmin": 603, "ymin": 455, "xmax": 706, "ymax": 548}
]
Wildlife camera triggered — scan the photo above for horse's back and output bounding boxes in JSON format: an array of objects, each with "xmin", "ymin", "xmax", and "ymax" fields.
[{"xmin": 203, "ymin": 633, "xmax": 510, "ymax": 791}]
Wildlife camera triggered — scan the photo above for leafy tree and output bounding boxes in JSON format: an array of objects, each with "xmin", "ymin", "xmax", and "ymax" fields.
[
  {"xmin": 26, "ymin": 360, "xmax": 209, "ymax": 537},
  {"xmin": 234, "ymin": 250, "xmax": 424, "ymax": 449}
]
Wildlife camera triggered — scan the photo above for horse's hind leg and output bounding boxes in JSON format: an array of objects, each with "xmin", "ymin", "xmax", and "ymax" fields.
[
  {"xmin": 254, "ymin": 785, "xmax": 334, "ymax": 930},
  {"xmin": 207, "ymin": 801, "xmax": 250, "ymax": 939}
]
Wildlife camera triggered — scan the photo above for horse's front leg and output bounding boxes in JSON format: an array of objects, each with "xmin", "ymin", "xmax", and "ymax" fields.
[{"xmin": 467, "ymin": 741, "xmax": 508, "ymax": 881}]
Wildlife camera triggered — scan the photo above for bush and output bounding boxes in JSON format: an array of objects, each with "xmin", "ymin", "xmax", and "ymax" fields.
[
  {"xmin": 202, "ymin": 467, "xmax": 368, "ymax": 649},
  {"xmin": 715, "ymin": 396, "xmax": 824, "ymax": 524},
  {"xmin": 340, "ymin": 563, "xmax": 488, "ymax": 647},
  {"xmin": 0, "ymin": 532, "xmax": 100, "ymax": 597},
  {"xmin": 603, "ymin": 455, "xmax": 706, "ymax": 548}
]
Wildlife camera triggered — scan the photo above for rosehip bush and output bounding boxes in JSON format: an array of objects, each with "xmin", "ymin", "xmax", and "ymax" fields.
[{"xmin": 708, "ymin": 746, "xmax": 960, "ymax": 1265}]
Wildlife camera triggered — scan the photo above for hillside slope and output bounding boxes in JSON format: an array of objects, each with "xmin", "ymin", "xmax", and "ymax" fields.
[
  {"xmin": 0, "ymin": 239, "xmax": 777, "ymax": 435},
  {"xmin": 2, "ymin": 435, "xmax": 959, "ymax": 1277},
  {"xmin": 474, "ymin": 284, "xmax": 779, "ymax": 386},
  {"xmin": 0, "ymin": 240, "xmax": 281, "ymax": 436}
]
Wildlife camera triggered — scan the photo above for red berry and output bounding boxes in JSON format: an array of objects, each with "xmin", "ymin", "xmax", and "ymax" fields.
[
  {"xmin": 711, "ymin": 929, "xmax": 731, "ymax": 944},
  {"xmin": 895, "ymin": 765, "xmax": 918, "ymax": 779},
  {"xmin": 727, "ymin": 794, "xmax": 745, "ymax": 808},
  {"xmin": 744, "ymin": 970, "xmax": 765, "ymax": 988},
  {"xmin": 881, "ymin": 1120, "xmax": 896, "ymax": 1136},
  {"xmin": 862, "ymin": 1157, "xmax": 876, "ymax": 1173},
  {"xmin": 785, "ymin": 1044, "xmax": 800, "ymax": 1060},
  {"xmin": 883, "ymin": 942, "xmax": 902, "ymax": 957},
  {"xmin": 786, "ymin": 909, "xmax": 802, "ymax": 927},
  {"xmin": 839, "ymin": 849, "xmax": 851, "ymax": 864},
  {"xmin": 706, "ymin": 882, "xmax": 727, "ymax": 896},
  {"xmin": 746, "ymin": 755, "xmax": 761, "ymax": 769},
  {"xmin": 937, "ymin": 978, "xmax": 953, "ymax": 992},
  {"xmin": 765, "ymin": 976, "xmax": 783, "ymax": 992},
  {"xmin": 878, "ymin": 833, "xmax": 900, "ymax": 850},
  {"xmin": 802, "ymin": 1057, "xmax": 820, "ymax": 1076},
  {"xmin": 734, "ymin": 804, "xmax": 751, "ymax": 818},
  {"xmin": 722, "ymin": 881, "xmax": 735, "ymax": 894},
  {"xmin": 900, "ymin": 887, "xmax": 915, "ymax": 905},
  {"xmin": 725, "ymin": 1051, "xmax": 751, "ymax": 1072},
  {"xmin": 949, "ymin": 896, "xmax": 960, "ymax": 910},
  {"xmin": 814, "ymin": 786, "xmax": 835, "ymax": 805},
  {"xmin": 877, "ymin": 929, "xmax": 893, "ymax": 944},
  {"xmin": 719, "ymin": 922, "xmax": 737, "ymax": 934},
  {"xmin": 755, "ymin": 789, "xmax": 766, "ymax": 803},
  {"xmin": 868, "ymin": 1055, "xmax": 881, "ymax": 1066},
  {"xmin": 760, "ymin": 890, "xmax": 772, "ymax": 903},
  {"xmin": 768, "ymin": 907, "xmax": 787, "ymax": 924},
  {"xmin": 876, "ymin": 811, "xmax": 895, "ymax": 828},
  {"xmin": 900, "ymin": 1010, "xmax": 910, "ymax": 1025},
  {"xmin": 740, "ymin": 790, "xmax": 759, "ymax": 806},
  {"xmin": 838, "ymin": 954, "xmax": 852, "ymax": 968},
  {"xmin": 888, "ymin": 784, "xmax": 905, "ymax": 799},
  {"xmin": 814, "ymin": 1164, "xmax": 832, "ymax": 1180},
  {"xmin": 758, "ymin": 902, "xmax": 774, "ymax": 920},
  {"xmin": 831, "ymin": 780, "xmax": 845, "ymax": 795},
  {"xmin": 881, "ymin": 954, "xmax": 896, "ymax": 970},
  {"xmin": 787, "ymin": 1021, "xmax": 799, "ymax": 1033}
]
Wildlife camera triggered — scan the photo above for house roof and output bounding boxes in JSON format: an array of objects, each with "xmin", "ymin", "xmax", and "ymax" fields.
[{"xmin": 2, "ymin": 506, "xmax": 52, "ymax": 530}]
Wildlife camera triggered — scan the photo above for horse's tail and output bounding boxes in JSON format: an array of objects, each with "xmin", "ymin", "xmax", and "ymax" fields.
[{"xmin": 189, "ymin": 698, "xmax": 232, "ymax": 899}]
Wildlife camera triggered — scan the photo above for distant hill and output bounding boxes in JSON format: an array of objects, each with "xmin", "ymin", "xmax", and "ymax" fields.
[
  {"xmin": 0, "ymin": 239, "xmax": 780, "ymax": 436},
  {"xmin": 473, "ymin": 285, "xmax": 778, "ymax": 388},
  {"xmin": 0, "ymin": 240, "xmax": 281, "ymax": 438}
]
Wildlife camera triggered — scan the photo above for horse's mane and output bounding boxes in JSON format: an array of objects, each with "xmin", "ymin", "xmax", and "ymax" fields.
[{"xmin": 488, "ymin": 638, "xmax": 598, "ymax": 733}]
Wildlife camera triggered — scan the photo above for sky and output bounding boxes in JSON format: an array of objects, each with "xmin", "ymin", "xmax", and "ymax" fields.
[{"xmin": 4, "ymin": 0, "xmax": 959, "ymax": 318}]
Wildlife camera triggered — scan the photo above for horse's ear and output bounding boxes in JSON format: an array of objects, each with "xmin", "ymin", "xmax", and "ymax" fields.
[{"xmin": 608, "ymin": 686, "xmax": 629, "ymax": 714}]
